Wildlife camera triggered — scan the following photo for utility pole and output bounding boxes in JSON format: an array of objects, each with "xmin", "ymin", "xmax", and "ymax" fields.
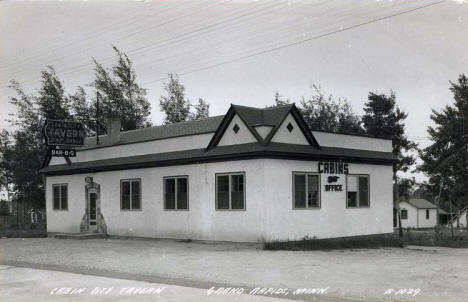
[{"xmin": 462, "ymin": 97, "xmax": 468, "ymax": 234}]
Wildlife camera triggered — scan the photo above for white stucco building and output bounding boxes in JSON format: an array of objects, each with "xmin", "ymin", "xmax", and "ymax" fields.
[
  {"xmin": 40, "ymin": 104, "xmax": 395, "ymax": 242},
  {"xmin": 398, "ymin": 199, "xmax": 438, "ymax": 229}
]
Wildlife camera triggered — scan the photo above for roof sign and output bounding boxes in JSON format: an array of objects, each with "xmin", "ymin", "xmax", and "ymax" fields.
[{"xmin": 43, "ymin": 120, "xmax": 85, "ymax": 146}]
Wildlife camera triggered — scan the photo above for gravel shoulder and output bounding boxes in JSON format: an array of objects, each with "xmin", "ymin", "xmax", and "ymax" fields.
[{"xmin": 0, "ymin": 237, "xmax": 467, "ymax": 302}]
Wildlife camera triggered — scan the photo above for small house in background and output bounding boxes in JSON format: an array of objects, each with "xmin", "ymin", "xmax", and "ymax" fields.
[{"xmin": 397, "ymin": 198, "xmax": 438, "ymax": 228}]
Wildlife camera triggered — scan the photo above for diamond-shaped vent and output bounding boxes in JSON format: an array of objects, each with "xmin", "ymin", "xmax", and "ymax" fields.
[
  {"xmin": 233, "ymin": 124, "xmax": 240, "ymax": 134},
  {"xmin": 287, "ymin": 122, "xmax": 294, "ymax": 132}
]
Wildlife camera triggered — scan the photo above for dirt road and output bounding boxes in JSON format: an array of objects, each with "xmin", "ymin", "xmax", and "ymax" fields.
[{"xmin": 1, "ymin": 237, "xmax": 466, "ymax": 302}]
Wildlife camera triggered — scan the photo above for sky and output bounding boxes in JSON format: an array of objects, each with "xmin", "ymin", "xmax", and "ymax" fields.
[{"xmin": 1, "ymin": 0, "xmax": 468, "ymax": 180}]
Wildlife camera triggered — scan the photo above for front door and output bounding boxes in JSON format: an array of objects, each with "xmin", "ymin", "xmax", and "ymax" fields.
[{"xmin": 88, "ymin": 190, "xmax": 98, "ymax": 231}]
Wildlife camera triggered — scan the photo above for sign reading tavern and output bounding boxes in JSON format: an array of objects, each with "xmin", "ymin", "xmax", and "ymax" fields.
[{"xmin": 43, "ymin": 120, "xmax": 85, "ymax": 146}]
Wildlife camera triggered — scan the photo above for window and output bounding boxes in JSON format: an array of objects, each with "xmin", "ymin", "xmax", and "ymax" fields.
[
  {"xmin": 293, "ymin": 172, "xmax": 320, "ymax": 209},
  {"xmin": 164, "ymin": 176, "xmax": 188, "ymax": 210},
  {"xmin": 426, "ymin": 209, "xmax": 429, "ymax": 219},
  {"xmin": 346, "ymin": 175, "xmax": 369, "ymax": 208},
  {"xmin": 216, "ymin": 173, "xmax": 245, "ymax": 210},
  {"xmin": 121, "ymin": 179, "xmax": 141, "ymax": 210},
  {"xmin": 52, "ymin": 184, "xmax": 68, "ymax": 210},
  {"xmin": 401, "ymin": 209, "xmax": 408, "ymax": 219}
]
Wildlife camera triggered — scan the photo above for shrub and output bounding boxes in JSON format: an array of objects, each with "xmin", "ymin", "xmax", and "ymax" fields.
[
  {"xmin": 263, "ymin": 234, "xmax": 404, "ymax": 251},
  {"xmin": 0, "ymin": 201, "xmax": 10, "ymax": 216}
]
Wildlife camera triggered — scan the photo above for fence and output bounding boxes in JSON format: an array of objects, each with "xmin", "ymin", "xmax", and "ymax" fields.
[{"xmin": 0, "ymin": 209, "xmax": 46, "ymax": 231}]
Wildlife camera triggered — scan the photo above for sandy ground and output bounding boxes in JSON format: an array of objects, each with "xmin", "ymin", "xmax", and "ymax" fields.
[
  {"xmin": 0, "ymin": 265, "xmax": 304, "ymax": 302},
  {"xmin": 0, "ymin": 237, "xmax": 467, "ymax": 302}
]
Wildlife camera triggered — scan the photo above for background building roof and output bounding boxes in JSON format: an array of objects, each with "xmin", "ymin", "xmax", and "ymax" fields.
[
  {"xmin": 406, "ymin": 198, "xmax": 438, "ymax": 209},
  {"xmin": 78, "ymin": 115, "xmax": 224, "ymax": 150}
]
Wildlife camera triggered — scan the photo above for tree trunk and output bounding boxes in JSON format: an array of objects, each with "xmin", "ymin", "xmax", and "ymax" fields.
[
  {"xmin": 449, "ymin": 194, "xmax": 454, "ymax": 239},
  {"xmin": 466, "ymin": 211, "xmax": 468, "ymax": 235},
  {"xmin": 434, "ymin": 180, "xmax": 443, "ymax": 241}
]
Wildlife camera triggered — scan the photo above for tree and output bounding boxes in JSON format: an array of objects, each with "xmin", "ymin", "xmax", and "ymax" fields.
[
  {"xmin": 36, "ymin": 66, "xmax": 70, "ymax": 120},
  {"xmin": 272, "ymin": 91, "xmax": 291, "ymax": 107},
  {"xmin": 92, "ymin": 46, "xmax": 152, "ymax": 131},
  {"xmin": 362, "ymin": 90, "xmax": 418, "ymax": 236},
  {"xmin": 362, "ymin": 91, "xmax": 418, "ymax": 173},
  {"xmin": 160, "ymin": 73, "xmax": 211, "ymax": 124},
  {"xmin": 394, "ymin": 177, "xmax": 415, "ymax": 201},
  {"xmin": 6, "ymin": 74, "xmax": 64, "ymax": 211},
  {"xmin": 0, "ymin": 130, "xmax": 13, "ymax": 205},
  {"xmin": 5, "ymin": 46, "xmax": 155, "ymax": 214},
  {"xmin": 271, "ymin": 85, "xmax": 364, "ymax": 134},
  {"xmin": 69, "ymin": 86, "xmax": 94, "ymax": 136},
  {"xmin": 0, "ymin": 200, "xmax": 10, "ymax": 216},
  {"xmin": 160, "ymin": 73, "xmax": 191, "ymax": 124},
  {"xmin": 190, "ymin": 98, "xmax": 210, "ymax": 121},
  {"xmin": 419, "ymin": 74, "xmax": 468, "ymax": 231}
]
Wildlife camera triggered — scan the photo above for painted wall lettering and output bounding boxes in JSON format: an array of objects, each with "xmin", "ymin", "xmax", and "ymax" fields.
[
  {"xmin": 324, "ymin": 185, "xmax": 343, "ymax": 192},
  {"xmin": 318, "ymin": 162, "xmax": 349, "ymax": 174}
]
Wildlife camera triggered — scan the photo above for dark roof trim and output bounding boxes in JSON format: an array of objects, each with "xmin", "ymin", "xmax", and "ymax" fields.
[
  {"xmin": 205, "ymin": 105, "xmax": 263, "ymax": 151},
  {"xmin": 77, "ymin": 130, "xmax": 216, "ymax": 151},
  {"xmin": 41, "ymin": 143, "xmax": 395, "ymax": 176},
  {"xmin": 205, "ymin": 106, "xmax": 236, "ymax": 151},
  {"xmin": 233, "ymin": 105, "xmax": 265, "ymax": 143},
  {"xmin": 252, "ymin": 123, "xmax": 275, "ymax": 127}
]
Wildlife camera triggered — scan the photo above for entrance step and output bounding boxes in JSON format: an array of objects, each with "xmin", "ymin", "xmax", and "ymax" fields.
[{"xmin": 54, "ymin": 232, "xmax": 107, "ymax": 240}]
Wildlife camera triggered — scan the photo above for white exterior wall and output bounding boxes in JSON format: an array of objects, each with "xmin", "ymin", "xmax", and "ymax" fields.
[
  {"xmin": 271, "ymin": 114, "xmax": 309, "ymax": 145},
  {"xmin": 312, "ymin": 131, "xmax": 392, "ymax": 152},
  {"xmin": 398, "ymin": 201, "xmax": 437, "ymax": 228},
  {"xmin": 46, "ymin": 159, "xmax": 267, "ymax": 242},
  {"xmin": 399, "ymin": 202, "xmax": 418, "ymax": 228},
  {"xmin": 49, "ymin": 133, "xmax": 214, "ymax": 165},
  {"xmin": 417, "ymin": 209, "xmax": 437, "ymax": 228},
  {"xmin": 254, "ymin": 125, "xmax": 273, "ymax": 140},
  {"xmin": 262, "ymin": 159, "xmax": 393, "ymax": 241},
  {"xmin": 457, "ymin": 210, "xmax": 467, "ymax": 227},
  {"xmin": 46, "ymin": 159, "xmax": 393, "ymax": 242},
  {"xmin": 218, "ymin": 114, "xmax": 257, "ymax": 146}
]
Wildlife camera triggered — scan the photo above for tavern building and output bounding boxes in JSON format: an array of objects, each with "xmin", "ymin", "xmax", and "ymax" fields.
[{"xmin": 40, "ymin": 104, "xmax": 395, "ymax": 242}]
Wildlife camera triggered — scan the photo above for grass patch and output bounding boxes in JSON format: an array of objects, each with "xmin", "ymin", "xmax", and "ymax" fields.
[
  {"xmin": 263, "ymin": 228, "xmax": 468, "ymax": 251},
  {"xmin": 0, "ymin": 229, "xmax": 48, "ymax": 238},
  {"xmin": 401, "ymin": 228, "xmax": 468, "ymax": 248},
  {"xmin": 263, "ymin": 234, "xmax": 404, "ymax": 251}
]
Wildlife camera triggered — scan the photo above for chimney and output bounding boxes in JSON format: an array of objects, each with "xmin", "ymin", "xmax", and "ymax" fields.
[{"xmin": 107, "ymin": 117, "xmax": 121, "ymax": 144}]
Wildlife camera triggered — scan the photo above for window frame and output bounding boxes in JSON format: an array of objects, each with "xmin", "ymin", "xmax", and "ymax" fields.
[
  {"xmin": 346, "ymin": 174, "xmax": 370, "ymax": 208},
  {"xmin": 215, "ymin": 172, "xmax": 246, "ymax": 211},
  {"xmin": 401, "ymin": 209, "xmax": 408, "ymax": 220},
  {"xmin": 426, "ymin": 209, "xmax": 430, "ymax": 219},
  {"xmin": 120, "ymin": 178, "xmax": 142, "ymax": 211},
  {"xmin": 292, "ymin": 171, "xmax": 321, "ymax": 210},
  {"xmin": 163, "ymin": 175, "xmax": 189, "ymax": 211},
  {"xmin": 52, "ymin": 183, "xmax": 68, "ymax": 211}
]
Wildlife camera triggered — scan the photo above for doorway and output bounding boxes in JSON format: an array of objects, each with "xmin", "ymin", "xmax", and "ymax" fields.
[{"xmin": 88, "ymin": 188, "xmax": 98, "ymax": 231}]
